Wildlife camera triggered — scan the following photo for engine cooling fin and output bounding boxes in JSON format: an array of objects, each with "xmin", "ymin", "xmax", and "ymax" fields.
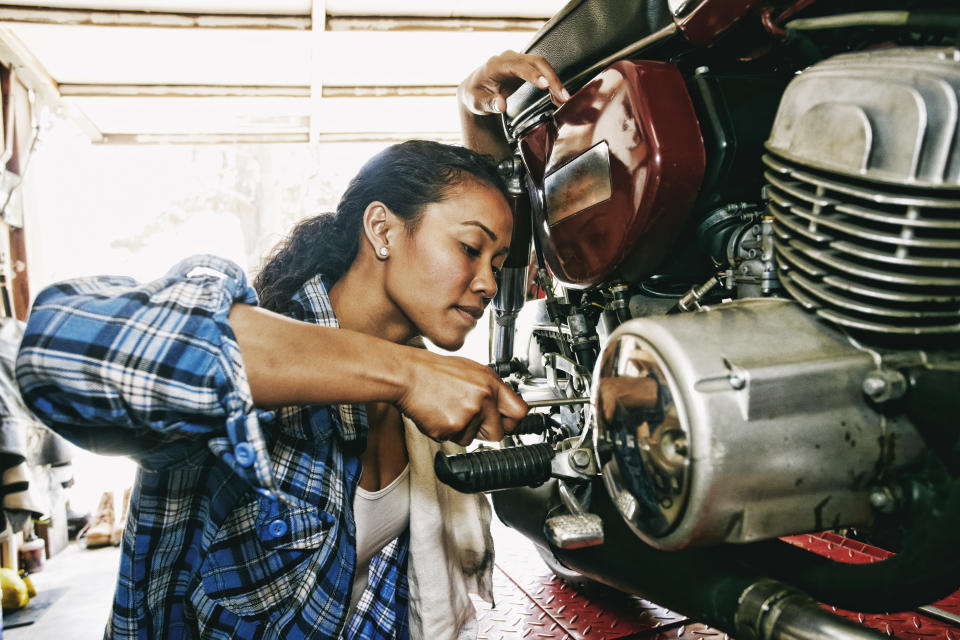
[{"xmin": 764, "ymin": 153, "xmax": 960, "ymax": 340}]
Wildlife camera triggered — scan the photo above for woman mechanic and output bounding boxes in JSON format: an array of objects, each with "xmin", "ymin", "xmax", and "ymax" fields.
[{"xmin": 14, "ymin": 52, "xmax": 567, "ymax": 639}]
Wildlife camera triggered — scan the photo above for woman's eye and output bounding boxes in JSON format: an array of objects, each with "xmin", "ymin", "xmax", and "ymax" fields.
[{"xmin": 461, "ymin": 243, "xmax": 481, "ymax": 258}]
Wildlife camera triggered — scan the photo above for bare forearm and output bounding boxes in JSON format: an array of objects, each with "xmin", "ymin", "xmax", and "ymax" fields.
[
  {"xmin": 228, "ymin": 304, "xmax": 412, "ymax": 407},
  {"xmin": 459, "ymin": 99, "xmax": 512, "ymax": 160}
]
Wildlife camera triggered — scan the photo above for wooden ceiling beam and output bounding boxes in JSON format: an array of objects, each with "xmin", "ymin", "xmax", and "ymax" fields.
[{"xmin": 0, "ymin": 6, "xmax": 311, "ymax": 29}]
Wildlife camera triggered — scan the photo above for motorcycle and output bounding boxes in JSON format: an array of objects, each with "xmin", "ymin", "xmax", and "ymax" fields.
[{"xmin": 434, "ymin": 1, "xmax": 960, "ymax": 639}]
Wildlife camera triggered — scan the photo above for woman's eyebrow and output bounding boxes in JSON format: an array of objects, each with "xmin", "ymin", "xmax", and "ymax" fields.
[{"xmin": 462, "ymin": 220, "xmax": 498, "ymax": 242}]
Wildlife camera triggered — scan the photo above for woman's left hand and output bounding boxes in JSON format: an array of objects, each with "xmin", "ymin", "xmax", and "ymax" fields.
[{"xmin": 458, "ymin": 49, "xmax": 569, "ymax": 116}]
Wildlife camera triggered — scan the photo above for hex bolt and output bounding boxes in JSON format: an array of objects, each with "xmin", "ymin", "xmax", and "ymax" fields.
[
  {"xmin": 729, "ymin": 372, "xmax": 747, "ymax": 390},
  {"xmin": 861, "ymin": 369, "xmax": 907, "ymax": 403},
  {"xmin": 571, "ymin": 449, "xmax": 592, "ymax": 469}
]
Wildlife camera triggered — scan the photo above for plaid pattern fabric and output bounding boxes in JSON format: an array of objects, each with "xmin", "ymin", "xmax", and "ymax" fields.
[{"xmin": 16, "ymin": 255, "xmax": 410, "ymax": 639}]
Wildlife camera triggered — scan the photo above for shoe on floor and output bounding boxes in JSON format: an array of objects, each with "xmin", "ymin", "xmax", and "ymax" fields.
[{"xmin": 78, "ymin": 491, "xmax": 115, "ymax": 548}]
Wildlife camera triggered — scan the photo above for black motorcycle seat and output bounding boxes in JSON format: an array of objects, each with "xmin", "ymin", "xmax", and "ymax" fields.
[{"xmin": 505, "ymin": 0, "xmax": 673, "ymax": 124}]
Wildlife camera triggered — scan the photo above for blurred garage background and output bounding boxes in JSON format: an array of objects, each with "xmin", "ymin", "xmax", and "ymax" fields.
[{"xmin": 0, "ymin": 6, "xmax": 564, "ymax": 632}]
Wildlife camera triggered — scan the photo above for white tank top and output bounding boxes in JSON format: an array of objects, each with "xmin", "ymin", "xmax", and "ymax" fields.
[{"xmin": 349, "ymin": 464, "xmax": 411, "ymax": 613}]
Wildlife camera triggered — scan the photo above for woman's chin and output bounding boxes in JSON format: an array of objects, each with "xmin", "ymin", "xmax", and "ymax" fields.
[{"xmin": 427, "ymin": 332, "xmax": 467, "ymax": 352}]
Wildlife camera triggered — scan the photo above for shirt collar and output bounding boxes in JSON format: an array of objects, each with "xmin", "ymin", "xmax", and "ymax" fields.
[{"xmin": 287, "ymin": 274, "xmax": 367, "ymax": 443}]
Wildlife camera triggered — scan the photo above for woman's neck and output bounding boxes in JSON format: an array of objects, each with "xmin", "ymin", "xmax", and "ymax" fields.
[{"xmin": 329, "ymin": 258, "xmax": 415, "ymax": 344}]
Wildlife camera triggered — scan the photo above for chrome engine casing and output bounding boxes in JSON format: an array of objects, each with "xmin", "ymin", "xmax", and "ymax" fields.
[{"xmin": 595, "ymin": 299, "xmax": 926, "ymax": 550}]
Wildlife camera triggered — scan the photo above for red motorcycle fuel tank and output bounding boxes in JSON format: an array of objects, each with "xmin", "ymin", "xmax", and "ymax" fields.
[{"xmin": 520, "ymin": 60, "xmax": 705, "ymax": 288}]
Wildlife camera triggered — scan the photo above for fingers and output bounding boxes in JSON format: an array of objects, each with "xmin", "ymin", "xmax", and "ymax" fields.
[
  {"xmin": 461, "ymin": 375, "xmax": 527, "ymax": 444},
  {"xmin": 525, "ymin": 54, "xmax": 570, "ymax": 106},
  {"xmin": 497, "ymin": 381, "xmax": 528, "ymax": 421},
  {"xmin": 461, "ymin": 50, "xmax": 570, "ymax": 116},
  {"xmin": 497, "ymin": 52, "xmax": 570, "ymax": 108},
  {"xmin": 400, "ymin": 352, "xmax": 529, "ymax": 446},
  {"xmin": 472, "ymin": 397, "xmax": 505, "ymax": 444},
  {"xmin": 452, "ymin": 413, "xmax": 483, "ymax": 447}
]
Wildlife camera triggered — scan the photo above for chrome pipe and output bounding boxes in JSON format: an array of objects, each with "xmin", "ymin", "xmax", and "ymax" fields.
[{"xmin": 735, "ymin": 580, "xmax": 887, "ymax": 640}]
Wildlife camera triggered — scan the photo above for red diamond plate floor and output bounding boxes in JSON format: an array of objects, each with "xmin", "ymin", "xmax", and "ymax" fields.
[{"xmin": 480, "ymin": 523, "xmax": 960, "ymax": 640}]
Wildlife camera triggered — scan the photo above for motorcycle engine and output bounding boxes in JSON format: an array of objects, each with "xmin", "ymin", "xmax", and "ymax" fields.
[{"xmin": 597, "ymin": 47, "xmax": 960, "ymax": 550}]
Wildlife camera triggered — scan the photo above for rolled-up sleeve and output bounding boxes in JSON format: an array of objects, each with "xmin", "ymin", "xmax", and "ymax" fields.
[{"xmin": 16, "ymin": 255, "xmax": 283, "ymax": 497}]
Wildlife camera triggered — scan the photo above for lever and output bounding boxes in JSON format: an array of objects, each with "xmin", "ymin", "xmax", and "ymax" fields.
[
  {"xmin": 434, "ymin": 443, "xmax": 554, "ymax": 493},
  {"xmin": 525, "ymin": 397, "xmax": 590, "ymax": 409}
]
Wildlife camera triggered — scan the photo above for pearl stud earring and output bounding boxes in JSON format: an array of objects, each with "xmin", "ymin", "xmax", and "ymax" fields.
[{"xmin": 378, "ymin": 247, "xmax": 388, "ymax": 257}]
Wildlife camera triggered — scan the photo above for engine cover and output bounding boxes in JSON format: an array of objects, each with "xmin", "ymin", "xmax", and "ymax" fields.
[
  {"xmin": 764, "ymin": 47, "xmax": 960, "ymax": 341},
  {"xmin": 767, "ymin": 47, "xmax": 960, "ymax": 188},
  {"xmin": 594, "ymin": 298, "xmax": 925, "ymax": 550}
]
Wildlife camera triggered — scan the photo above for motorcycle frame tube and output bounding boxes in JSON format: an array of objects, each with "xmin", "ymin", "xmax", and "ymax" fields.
[
  {"xmin": 491, "ymin": 184, "xmax": 532, "ymax": 364},
  {"xmin": 491, "ymin": 266, "xmax": 527, "ymax": 363},
  {"xmin": 506, "ymin": 23, "xmax": 681, "ymax": 137},
  {"xmin": 674, "ymin": 0, "xmax": 769, "ymax": 47}
]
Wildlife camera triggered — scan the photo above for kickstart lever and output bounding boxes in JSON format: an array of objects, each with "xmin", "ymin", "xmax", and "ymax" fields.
[
  {"xmin": 434, "ymin": 442, "xmax": 555, "ymax": 493},
  {"xmin": 434, "ymin": 410, "xmax": 599, "ymax": 494},
  {"xmin": 434, "ymin": 411, "xmax": 558, "ymax": 493}
]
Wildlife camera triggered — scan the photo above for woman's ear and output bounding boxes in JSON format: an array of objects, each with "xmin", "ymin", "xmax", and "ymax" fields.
[{"xmin": 362, "ymin": 201, "xmax": 394, "ymax": 260}]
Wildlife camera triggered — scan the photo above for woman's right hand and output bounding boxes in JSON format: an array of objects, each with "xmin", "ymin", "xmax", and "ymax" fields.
[{"xmin": 396, "ymin": 349, "xmax": 527, "ymax": 446}]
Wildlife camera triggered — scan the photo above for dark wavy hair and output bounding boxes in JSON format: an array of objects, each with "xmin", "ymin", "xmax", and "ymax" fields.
[{"xmin": 254, "ymin": 140, "xmax": 507, "ymax": 314}]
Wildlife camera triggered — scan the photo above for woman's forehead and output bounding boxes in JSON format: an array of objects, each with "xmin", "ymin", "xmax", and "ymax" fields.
[{"xmin": 425, "ymin": 181, "xmax": 512, "ymax": 230}]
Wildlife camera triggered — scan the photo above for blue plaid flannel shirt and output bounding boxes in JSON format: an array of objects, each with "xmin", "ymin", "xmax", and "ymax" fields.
[{"xmin": 16, "ymin": 255, "xmax": 410, "ymax": 639}]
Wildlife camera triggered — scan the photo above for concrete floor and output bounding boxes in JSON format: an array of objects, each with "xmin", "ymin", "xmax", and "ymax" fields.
[
  {"xmin": 5, "ymin": 542, "xmax": 120, "ymax": 640},
  {"xmin": 2, "ymin": 527, "xmax": 531, "ymax": 639}
]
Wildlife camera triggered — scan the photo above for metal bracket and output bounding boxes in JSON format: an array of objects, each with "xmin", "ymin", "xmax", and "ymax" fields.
[{"xmin": 551, "ymin": 440, "xmax": 600, "ymax": 480}]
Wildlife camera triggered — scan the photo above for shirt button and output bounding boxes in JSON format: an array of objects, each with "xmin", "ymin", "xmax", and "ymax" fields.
[
  {"xmin": 234, "ymin": 442, "xmax": 255, "ymax": 467},
  {"xmin": 268, "ymin": 519, "xmax": 288, "ymax": 539}
]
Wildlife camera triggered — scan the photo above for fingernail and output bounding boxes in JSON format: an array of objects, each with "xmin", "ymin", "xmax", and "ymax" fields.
[
  {"xmin": 536, "ymin": 75, "xmax": 549, "ymax": 89},
  {"xmin": 561, "ymin": 88, "xmax": 571, "ymax": 101},
  {"xmin": 491, "ymin": 101, "xmax": 502, "ymax": 113}
]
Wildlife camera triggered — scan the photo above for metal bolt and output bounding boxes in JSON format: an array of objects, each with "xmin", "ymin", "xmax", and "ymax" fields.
[
  {"xmin": 729, "ymin": 372, "xmax": 747, "ymax": 390},
  {"xmin": 861, "ymin": 369, "xmax": 907, "ymax": 403},
  {"xmin": 861, "ymin": 375, "xmax": 887, "ymax": 398},
  {"xmin": 571, "ymin": 449, "xmax": 592, "ymax": 469},
  {"xmin": 869, "ymin": 486, "xmax": 898, "ymax": 513}
]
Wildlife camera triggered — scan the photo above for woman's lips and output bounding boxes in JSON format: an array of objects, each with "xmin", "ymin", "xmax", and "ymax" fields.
[{"xmin": 455, "ymin": 305, "xmax": 483, "ymax": 323}]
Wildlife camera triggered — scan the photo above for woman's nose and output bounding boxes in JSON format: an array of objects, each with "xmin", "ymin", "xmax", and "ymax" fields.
[{"xmin": 473, "ymin": 265, "xmax": 498, "ymax": 297}]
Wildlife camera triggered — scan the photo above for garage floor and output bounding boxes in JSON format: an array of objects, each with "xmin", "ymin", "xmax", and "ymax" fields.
[
  {"xmin": 5, "ymin": 542, "xmax": 120, "ymax": 640},
  {"xmin": 6, "ymin": 523, "xmax": 960, "ymax": 639}
]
